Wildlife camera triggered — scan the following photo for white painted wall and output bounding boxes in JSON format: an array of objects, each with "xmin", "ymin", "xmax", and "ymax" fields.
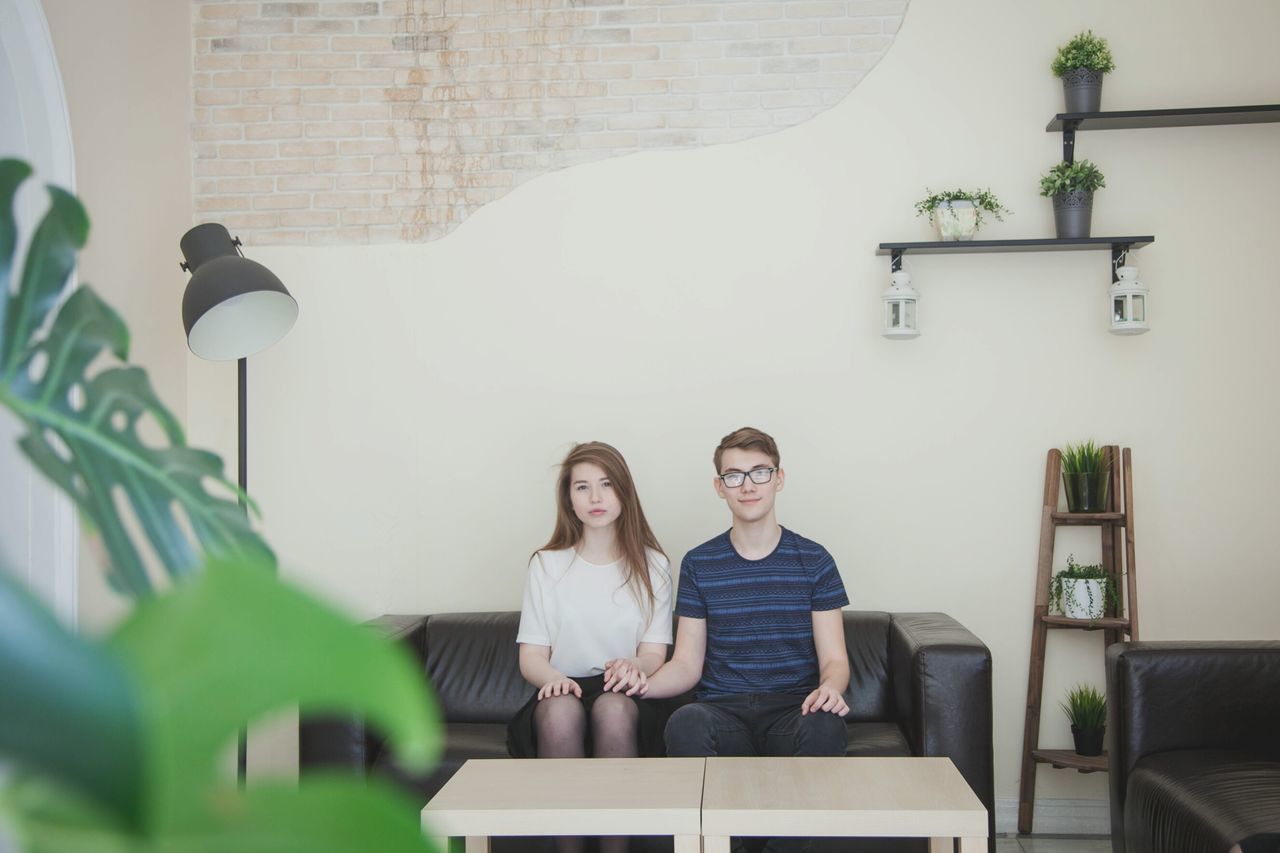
[{"xmin": 186, "ymin": 0, "xmax": 1280, "ymax": 816}]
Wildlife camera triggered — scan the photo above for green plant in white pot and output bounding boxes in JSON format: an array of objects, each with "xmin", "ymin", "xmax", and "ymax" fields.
[
  {"xmin": 914, "ymin": 188, "xmax": 1010, "ymax": 242},
  {"xmin": 1052, "ymin": 30, "xmax": 1115, "ymax": 113},
  {"xmin": 1060, "ymin": 683, "xmax": 1106, "ymax": 756},
  {"xmin": 1040, "ymin": 160, "xmax": 1105, "ymax": 240},
  {"xmin": 1049, "ymin": 555, "xmax": 1119, "ymax": 621}
]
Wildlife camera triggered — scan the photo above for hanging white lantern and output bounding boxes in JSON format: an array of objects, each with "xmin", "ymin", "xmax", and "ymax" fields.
[
  {"xmin": 882, "ymin": 270, "xmax": 920, "ymax": 339},
  {"xmin": 1109, "ymin": 265, "xmax": 1149, "ymax": 336}
]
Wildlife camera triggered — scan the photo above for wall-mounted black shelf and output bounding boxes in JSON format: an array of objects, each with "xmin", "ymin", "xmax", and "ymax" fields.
[
  {"xmin": 1048, "ymin": 104, "xmax": 1280, "ymax": 162},
  {"xmin": 878, "ymin": 237, "xmax": 1154, "ymax": 275}
]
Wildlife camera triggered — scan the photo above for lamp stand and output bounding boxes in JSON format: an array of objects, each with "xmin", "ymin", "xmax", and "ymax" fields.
[{"xmin": 237, "ymin": 356, "xmax": 248, "ymax": 786}]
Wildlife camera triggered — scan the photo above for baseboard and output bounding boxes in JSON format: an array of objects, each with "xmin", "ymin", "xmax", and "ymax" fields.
[{"xmin": 994, "ymin": 797, "xmax": 1110, "ymax": 836}]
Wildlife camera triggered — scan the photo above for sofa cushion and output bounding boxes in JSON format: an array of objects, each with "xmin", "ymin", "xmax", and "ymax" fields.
[
  {"xmin": 424, "ymin": 612, "xmax": 529, "ymax": 724},
  {"xmin": 845, "ymin": 722, "xmax": 912, "ymax": 757},
  {"xmin": 842, "ymin": 612, "xmax": 894, "ymax": 723},
  {"xmin": 1125, "ymin": 749, "xmax": 1280, "ymax": 853}
]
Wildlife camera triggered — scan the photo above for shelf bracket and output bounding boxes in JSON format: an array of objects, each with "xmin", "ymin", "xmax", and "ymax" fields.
[
  {"xmin": 1061, "ymin": 120, "xmax": 1080, "ymax": 164},
  {"xmin": 890, "ymin": 249, "xmax": 903, "ymax": 273}
]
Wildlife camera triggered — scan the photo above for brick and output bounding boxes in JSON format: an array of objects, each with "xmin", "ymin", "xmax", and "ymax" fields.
[
  {"xmin": 274, "ymin": 70, "xmax": 333, "ymax": 85},
  {"xmin": 342, "ymin": 208, "xmax": 400, "ymax": 225},
  {"xmin": 660, "ymin": 42, "xmax": 723, "ymax": 60},
  {"xmin": 758, "ymin": 21, "xmax": 821, "ymax": 37},
  {"xmin": 609, "ymin": 79, "xmax": 669, "ymax": 95},
  {"xmin": 195, "ymin": 54, "xmax": 240, "ymax": 71},
  {"xmin": 213, "ymin": 106, "xmax": 271, "ymax": 123},
  {"xmin": 333, "ymin": 69, "xmax": 396, "ymax": 86},
  {"xmin": 280, "ymin": 141, "xmax": 338, "ymax": 156},
  {"xmin": 330, "ymin": 104, "xmax": 389, "ymax": 120},
  {"xmin": 633, "ymin": 60, "xmax": 696, "ymax": 78},
  {"xmin": 851, "ymin": 35, "xmax": 895, "ymax": 52},
  {"xmin": 821, "ymin": 18, "xmax": 884, "ymax": 36},
  {"xmin": 763, "ymin": 56, "xmax": 820, "ymax": 73},
  {"xmin": 194, "ymin": 125, "xmax": 244, "ymax": 141},
  {"xmin": 277, "ymin": 175, "xmax": 335, "ymax": 191},
  {"xmin": 321, "ymin": 2, "xmax": 379, "ymax": 15},
  {"xmin": 254, "ymin": 194, "xmax": 312, "ymax": 210},
  {"xmin": 211, "ymin": 71, "xmax": 273, "ymax": 87},
  {"xmin": 280, "ymin": 211, "xmax": 340, "ymax": 227},
  {"xmin": 270, "ymin": 35, "xmax": 328, "ymax": 51},
  {"xmin": 634, "ymin": 26, "xmax": 693, "ymax": 43},
  {"xmin": 729, "ymin": 110, "xmax": 773, "ymax": 127},
  {"xmin": 222, "ymin": 213, "xmax": 282, "ymax": 229},
  {"xmin": 272, "ymin": 105, "xmax": 331, "ymax": 120},
  {"xmin": 724, "ymin": 4, "xmax": 786, "ymax": 21},
  {"xmin": 699, "ymin": 93, "xmax": 762, "ymax": 110},
  {"xmin": 217, "ymin": 177, "xmax": 276, "ymax": 193},
  {"xmin": 196, "ymin": 89, "xmax": 240, "ymax": 106},
  {"xmin": 787, "ymin": 2, "xmax": 847, "ymax": 17},
  {"xmin": 218, "ymin": 142, "xmax": 278, "ymax": 158},
  {"xmin": 302, "ymin": 88, "xmax": 361, "ymax": 103},
  {"xmin": 211, "ymin": 37, "xmax": 270, "ymax": 53},
  {"xmin": 848, "ymin": 0, "xmax": 907, "ymax": 13},
  {"xmin": 243, "ymin": 88, "xmax": 303, "ymax": 104},
  {"xmin": 304, "ymin": 121, "xmax": 364, "ymax": 138},
  {"xmin": 336, "ymin": 173, "xmax": 396, "ymax": 189},
  {"xmin": 330, "ymin": 36, "xmax": 396, "ymax": 52},
  {"xmin": 727, "ymin": 41, "xmax": 784, "ymax": 57},
  {"xmin": 299, "ymin": 54, "xmax": 358, "ymax": 68},
  {"xmin": 254, "ymin": 159, "xmax": 316, "ymax": 175},
  {"xmin": 660, "ymin": 6, "xmax": 721, "ymax": 23},
  {"xmin": 195, "ymin": 160, "xmax": 253, "ymax": 177},
  {"xmin": 314, "ymin": 191, "xmax": 372, "ymax": 208},
  {"xmin": 314, "ymin": 157, "xmax": 372, "ymax": 173},
  {"xmin": 241, "ymin": 54, "xmax": 300, "ymax": 69},
  {"xmin": 599, "ymin": 45, "xmax": 660, "ymax": 62},
  {"xmin": 194, "ymin": 20, "xmax": 237, "ymax": 37},
  {"xmin": 597, "ymin": 8, "xmax": 659, "ymax": 25},
  {"xmin": 246, "ymin": 123, "xmax": 305, "ymax": 140},
  {"xmin": 237, "ymin": 20, "xmax": 297, "ymax": 35},
  {"xmin": 698, "ymin": 59, "xmax": 758, "ymax": 75},
  {"xmin": 578, "ymin": 28, "xmax": 631, "ymax": 44},
  {"xmin": 196, "ymin": 195, "xmax": 252, "ymax": 211},
  {"xmin": 607, "ymin": 113, "xmax": 666, "ymax": 131},
  {"xmin": 672, "ymin": 77, "xmax": 732, "ymax": 93},
  {"xmin": 263, "ymin": 2, "xmax": 319, "ymax": 16},
  {"xmin": 636, "ymin": 95, "xmax": 696, "ymax": 111},
  {"xmin": 299, "ymin": 18, "xmax": 355, "ymax": 33},
  {"xmin": 200, "ymin": 3, "xmax": 259, "ymax": 19}
]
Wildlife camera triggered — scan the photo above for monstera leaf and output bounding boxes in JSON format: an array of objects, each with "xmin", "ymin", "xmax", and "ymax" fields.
[
  {"xmin": 1, "ymin": 559, "xmax": 441, "ymax": 851},
  {"xmin": 0, "ymin": 158, "xmax": 273, "ymax": 596}
]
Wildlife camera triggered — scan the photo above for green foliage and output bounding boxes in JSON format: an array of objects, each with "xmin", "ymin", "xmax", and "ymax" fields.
[
  {"xmin": 0, "ymin": 160, "xmax": 274, "ymax": 596},
  {"xmin": 1060, "ymin": 683, "xmax": 1107, "ymax": 731},
  {"xmin": 1039, "ymin": 160, "xmax": 1106, "ymax": 197},
  {"xmin": 1051, "ymin": 30, "xmax": 1116, "ymax": 77},
  {"xmin": 913, "ymin": 187, "xmax": 1011, "ymax": 229},
  {"xmin": 1049, "ymin": 554, "xmax": 1120, "ymax": 617},
  {"xmin": 0, "ymin": 158, "xmax": 444, "ymax": 852},
  {"xmin": 1060, "ymin": 439, "xmax": 1105, "ymax": 474}
]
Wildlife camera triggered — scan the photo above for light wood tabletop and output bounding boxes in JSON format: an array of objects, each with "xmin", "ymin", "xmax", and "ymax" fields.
[
  {"xmin": 702, "ymin": 757, "xmax": 988, "ymax": 853},
  {"xmin": 422, "ymin": 758, "xmax": 706, "ymax": 853}
]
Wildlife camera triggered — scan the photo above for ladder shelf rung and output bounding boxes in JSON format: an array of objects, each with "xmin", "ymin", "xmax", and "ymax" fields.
[
  {"xmin": 1051, "ymin": 511, "xmax": 1126, "ymax": 526},
  {"xmin": 1032, "ymin": 749, "xmax": 1108, "ymax": 774},
  {"xmin": 1041, "ymin": 615, "xmax": 1132, "ymax": 631}
]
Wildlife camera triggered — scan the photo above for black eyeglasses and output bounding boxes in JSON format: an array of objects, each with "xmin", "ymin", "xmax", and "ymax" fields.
[{"xmin": 718, "ymin": 467, "xmax": 777, "ymax": 488}]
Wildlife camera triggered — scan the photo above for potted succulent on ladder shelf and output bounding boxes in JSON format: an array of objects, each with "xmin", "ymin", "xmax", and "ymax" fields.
[
  {"xmin": 1052, "ymin": 30, "xmax": 1116, "ymax": 113},
  {"xmin": 913, "ymin": 187, "xmax": 1011, "ymax": 242},
  {"xmin": 1061, "ymin": 684, "xmax": 1107, "ymax": 757},
  {"xmin": 1040, "ymin": 159, "xmax": 1106, "ymax": 239}
]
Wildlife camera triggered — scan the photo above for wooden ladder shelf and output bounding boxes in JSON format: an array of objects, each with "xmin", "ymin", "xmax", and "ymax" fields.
[{"xmin": 1017, "ymin": 446, "xmax": 1140, "ymax": 834}]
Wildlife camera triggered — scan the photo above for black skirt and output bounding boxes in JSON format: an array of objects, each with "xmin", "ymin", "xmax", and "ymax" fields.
[{"xmin": 506, "ymin": 673, "xmax": 670, "ymax": 759}]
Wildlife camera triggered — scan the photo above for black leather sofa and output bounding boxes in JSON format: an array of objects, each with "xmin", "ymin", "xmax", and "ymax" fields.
[
  {"xmin": 1106, "ymin": 641, "xmax": 1280, "ymax": 853},
  {"xmin": 301, "ymin": 611, "xmax": 994, "ymax": 853}
]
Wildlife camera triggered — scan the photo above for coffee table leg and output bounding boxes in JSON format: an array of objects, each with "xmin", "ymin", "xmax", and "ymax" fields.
[
  {"xmin": 674, "ymin": 835, "xmax": 701, "ymax": 853},
  {"xmin": 465, "ymin": 837, "xmax": 490, "ymax": 853},
  {"xmin": 703, "ymin": 836, "xmax": 729, "ymax": 853},
  {"xmin": 959, "ymin": 838, "xmax": 985, "ymax": 852},
  {"xmin": 928, "ymin": 839, "xmax": 951, "ymax": 853}
]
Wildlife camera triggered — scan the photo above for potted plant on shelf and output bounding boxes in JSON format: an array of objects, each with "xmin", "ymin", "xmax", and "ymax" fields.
[
  {"xmin": 1061, "ymin": 683, "xmax": 1107, "ymax": 756},
  {"xmin": 1051, "ymin": 30, "xmax": 1116, "ymax": 113},
  {"xmin": 1060, "ymin": 438, "xmax": 1110, "ymax": 511},
  {"xmin": 1040, "ymin": 159, "xmax": 1105, "ymax": 239},
  {"xmin": 913, "ymin": 188, "xmax": 1011, "ymax": 242},
  {"xmin": 1049, "ymin": 554, "xmax": 1119, "ymax": 621}
]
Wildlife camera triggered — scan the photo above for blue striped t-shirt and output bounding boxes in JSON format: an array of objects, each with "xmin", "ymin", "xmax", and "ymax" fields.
[{"xmin": 675, "ymin": 527, "xmax": 848, "ymax": 698}]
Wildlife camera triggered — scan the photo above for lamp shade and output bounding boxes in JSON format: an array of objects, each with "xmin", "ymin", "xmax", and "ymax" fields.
[{"xmin": 179, "ymin": 223, "xmax": 298, "ymax": 361}]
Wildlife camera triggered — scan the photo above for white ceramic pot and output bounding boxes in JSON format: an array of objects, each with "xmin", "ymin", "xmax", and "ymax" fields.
[
  {"xmin": 1062, "ymin": 578, "xmax": 1106, "ymax": 620},
  {"xmin": 934, "ymin": 199, "xmax": 978, "ymax": 241}
]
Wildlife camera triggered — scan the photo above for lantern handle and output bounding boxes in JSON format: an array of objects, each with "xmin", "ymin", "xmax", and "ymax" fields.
[{"xmin": 1110, "ymin": 243, "xmax": 1131, "ymax": 283}]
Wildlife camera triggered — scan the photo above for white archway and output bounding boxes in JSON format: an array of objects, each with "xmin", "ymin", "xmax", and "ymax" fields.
[{"xmin": 0, "ymin": 0, "xmax": 78, "ymax": 625}]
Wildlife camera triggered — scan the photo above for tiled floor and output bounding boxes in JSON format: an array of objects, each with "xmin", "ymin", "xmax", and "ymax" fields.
[{"xmin": 996, "ymin": 837, "xmax": 1112, "ymax": 852}]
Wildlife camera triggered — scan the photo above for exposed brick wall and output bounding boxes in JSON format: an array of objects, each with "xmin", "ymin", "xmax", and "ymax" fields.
[{"xmin": 192, "ymin": 0, "xmax": 906, "ymax": 244}]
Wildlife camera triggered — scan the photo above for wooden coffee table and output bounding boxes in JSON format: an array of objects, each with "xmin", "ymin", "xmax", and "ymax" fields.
[
  {"xmin": 701, "ymin": 757, "xmax": 988, "ymax": 853},
  {"xmin": 421, "ymin": 758, "xmax": 705, "ymax": 853}
]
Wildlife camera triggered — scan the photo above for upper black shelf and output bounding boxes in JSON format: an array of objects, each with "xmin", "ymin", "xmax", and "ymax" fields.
[
  {"xmin": 1047, "ymin": 104, "xmax": 1280, "ymax": 132},
  {"xmin": 877, "ymin": 236, "xmax": 1154, "ymax": 256}
]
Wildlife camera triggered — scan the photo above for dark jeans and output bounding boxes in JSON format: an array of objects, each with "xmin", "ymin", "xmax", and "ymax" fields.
[{"xmin": 664, "ymin": 693, "xmax": 848, "ymax": 853}]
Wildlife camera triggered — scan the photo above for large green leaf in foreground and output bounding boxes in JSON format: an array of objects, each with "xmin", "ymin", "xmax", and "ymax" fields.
[
  {"xmin": 0, "ymin": 158, "xmax": 273, "ymax": 596},
  {"xmin": 2, "ymin": 557, "xmax": 442, "ymax": 851}
]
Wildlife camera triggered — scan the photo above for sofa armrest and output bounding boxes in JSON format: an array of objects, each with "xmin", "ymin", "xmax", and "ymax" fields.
[
  {"xmin": 298, "ymin": 615, "xmax": 430, "ymax": 775},
  {"xmin": 1105, "ymin": 641, "xmax": 1280, "ymax": 851},
  {"xmin": 888, "ymin": 612, "xmax": 994, "ymax": 849}
]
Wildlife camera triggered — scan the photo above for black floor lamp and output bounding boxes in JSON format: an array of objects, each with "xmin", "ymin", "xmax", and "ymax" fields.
[{"xmin": 178, "ymin": 222, "xmax": 298, "ymax": 783}]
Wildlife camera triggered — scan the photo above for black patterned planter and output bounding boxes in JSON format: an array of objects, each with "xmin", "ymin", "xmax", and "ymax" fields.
[
  {"xmin": 1052, "ymin": 190, "xmax": 1094, "ymax": 239},
  {"xmin": 1062, "ymin": 68, "xmax": 1104, "ymax": 113}
]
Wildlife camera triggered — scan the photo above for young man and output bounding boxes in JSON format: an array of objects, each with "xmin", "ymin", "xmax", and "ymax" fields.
[{"xmin": 605, "ymin": 427, "xmax": 850, "ymax": 851}]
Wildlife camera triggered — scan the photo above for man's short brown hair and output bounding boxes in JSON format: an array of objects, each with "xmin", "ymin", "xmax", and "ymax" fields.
[{"xmin": 714, "ymin": 426, "xmax": 780, "ymax": 473}]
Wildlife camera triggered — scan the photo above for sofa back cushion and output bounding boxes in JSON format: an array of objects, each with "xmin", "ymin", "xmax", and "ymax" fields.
[
  {"xmin": 842, "ymin": 611, "xmax": 894, "ymax": 722},
  {"xmin": 424, "ymin": 612, "xmax": 529, "ymax": 724}
]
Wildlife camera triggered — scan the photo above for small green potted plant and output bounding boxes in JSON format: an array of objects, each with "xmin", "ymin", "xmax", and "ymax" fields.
[
  {"xmin": 1060, "ymin": 438, "xmax": 1110, "ymax": 511},
  {"xmin": 1061, "ymin": 683, "xmax": 1107, "ymax": 756},
  {"xmin": 914, "ymin": 188, "xmax": 1011, "ymax": 242},
  {"xmin": 1049, "ymin": 554, "xmax": 1119, "ymax": 621},
  {"xmin": 1040, "ymin": 159, "xmax": 1105, "ymax": 239},
  {"xmin": 1052, "ymin": 30, "xmax": 1116, "ymax": 113}
]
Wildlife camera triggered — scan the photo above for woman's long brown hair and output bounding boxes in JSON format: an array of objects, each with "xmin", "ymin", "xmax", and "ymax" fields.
[{"xmin": 536, "ymin": 442, "xmax": 666, "ymax": 618}]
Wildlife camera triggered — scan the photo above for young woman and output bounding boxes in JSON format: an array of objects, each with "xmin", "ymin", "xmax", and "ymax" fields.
[{"xmin": 507, "ymin": 442, "xmax": 672, "ymax": 852}]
